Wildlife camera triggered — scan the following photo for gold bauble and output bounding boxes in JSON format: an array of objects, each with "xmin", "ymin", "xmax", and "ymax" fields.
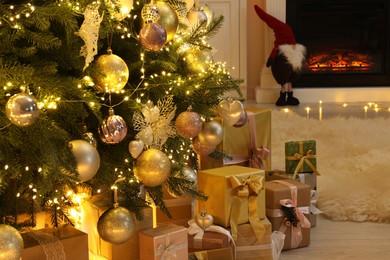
[
  {"xmin": 192, "ymin": 137, "xmax": 216, "ymax": 156},
  {"xmin": 133, "ymin": 149, "xmax": 171, "ymax": 187},
  {"xmin": 0, "ymin": 224, "xmax": 24, "ymax": 260},
  {"xmin": 6, "ymin": 92, "xmax": 40, "ymax": 127},
  {"xmin": 154, "ymin": 1, "xmax": 179, "ymax": 43},
  {"xmin": 166, "ymin": 165, "xmax": 197, "ymax": 198},
  {"xmin": 97, "ymin": 206, "xmax": 135, "ymax": 244},
  {"xmin": 184, "ymin": 48, "xmax": 213, "ymax": 74},
  {"xmin": 94, "ymin": 51, "xmax": 129, "ymax": 92},
  {"xmin": 187, "ymin": 8, "xmax": 208, "ymax": 29},
  {"xmin": 198, "ymin": 121, "xmax": 224, "ymax": 146},
  {"xmin": 175, "ymin": 110, "xmax": 203, "ymax": 138}
]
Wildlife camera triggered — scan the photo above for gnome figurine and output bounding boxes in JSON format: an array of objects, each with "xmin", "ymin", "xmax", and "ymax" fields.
[{"xmin": 254, "ymin": 5, "xmax": 306, "ymax": 106}]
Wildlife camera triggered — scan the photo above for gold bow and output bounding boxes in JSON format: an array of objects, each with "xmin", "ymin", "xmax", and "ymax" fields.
[
  {"xmin": 229, "ymin": 174, "xmax": 265, "ymax": 241},
  {"xmin": 289, "ymin": 149, "xmax": 320, "ymax": 179}
]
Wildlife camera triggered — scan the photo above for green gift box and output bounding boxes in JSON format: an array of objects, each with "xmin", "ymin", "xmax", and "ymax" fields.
[{"xmin": 285, "ymin": 140, "xmax": 319, "ymax": 177}]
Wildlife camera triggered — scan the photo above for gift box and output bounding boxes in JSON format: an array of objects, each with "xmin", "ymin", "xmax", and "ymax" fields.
[
  {"xmin": 265, "ymin": 180, "xmax": 311, "ymax": 250},
  {"xmin": 234, "ymin": 217, "xmax": 273, "ymax": 260},
  {"xmin": 265, "ymin": 170, "xmax": 290, "ymax": 181},
  {"xmin": 197, "ymin": 166, "xmax": 266, "ymax": 241},
  {"xmin": 82, "ymin": 197, "xmax": 153, "ymax": 260},
  {"xmin": 200, "ymin": 107, "xmax": 271, "ymax": 171},
  {"xmin": 297, "ymin": 172, "xmax": 317, "ymax": 190},
  {"xmin": 285, "ymin": 140, "xmax": 319, "ymax": 177},
  {"xmin": 187, "ymin": 219, "xmax": 233, "ymax": 253},
  {"xmin": 139, "ymin": 223, "xmax": 188, "ymax": 260},
  {"xmin": 151, "ymin": 197, "xmax": 193, "ymax": 228},
  {"xmin": 21, "ymin": 225, "xmax": 88, "ymax": 260},
  {"xmin": 188, "ymin": 247, "xmax": 234, "ymax": 260}
]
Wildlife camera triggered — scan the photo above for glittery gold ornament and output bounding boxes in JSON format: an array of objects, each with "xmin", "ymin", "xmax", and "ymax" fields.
[
  {"xmin": 139, "ymin": 23, "xmax": 167, "ymax": 51},
  {"xmin": 187, "ymin": 7, "xmax": 207, "ymax": 29},
  {"xmin": 133, "ymin": 149, "xmax": 171, "ymax": 187},
  {"xmin": 198, "ymin": 121, "xmax": 224, "ymax": 146},
  {"xmin": 142, "ymin": 1, "xmax": 178, "ymax": 43},
  {"xmin": 97, "ymin": 205, "xmax": 135, "ymax": 244},
  {"xmin": 6, "ymin": 92, "xmax": 40, "ymax": 127},
  {"xmin": 93, "ymin": 49, "xmax": 129, "ymax": 92},
  {"xmin": 69, "ymin": 139, "xmax": 100, "ymax": 182},
  {"xmin": 192, "ymin": 137, "xmax": 216, "ymax": 156},
  {"xmin": 184, "ymin": 48, "xmax": 213, "ymax": 74},
  {"xmin": 98, "ymin": 108, "xmax": 128, "ymax": 144},
  {"xmin": 0, "ymin": 224, "xmax": 24, "ymax": 260},
  {"xmin": 175, "ymin": 110, "xmax": 203, "ymax": 138}
]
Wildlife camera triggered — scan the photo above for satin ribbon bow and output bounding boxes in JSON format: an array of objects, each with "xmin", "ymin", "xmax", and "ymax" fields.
[
  {"xmin": 290, "ymin": 149, "xmax": 321, "ymax": 179},
  {"xmin": 187, "ymin": 219, "xmax": 235, "ymax": 258},
  {"xmin": 249, "ymin": 145, "xmax": 270, "ymax": 169},
  {"xmin": 229, "ymin": 174, "xmax": 265, "ymax": 241},
  {"xmin": 156, "ymin": 233, "xmax": 186, "ymax": 260},
  {"xmin": 279, "ymin": 198, "xmax": 311, "ymax": 249}
]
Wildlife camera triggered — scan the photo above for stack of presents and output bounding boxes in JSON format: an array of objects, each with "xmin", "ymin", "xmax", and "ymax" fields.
[{"xmin": 19, "ymin": 107, "xmax": 321, "ymax": 259}]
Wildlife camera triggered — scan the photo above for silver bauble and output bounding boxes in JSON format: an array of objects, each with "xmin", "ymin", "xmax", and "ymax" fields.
[
  {"xmin": 97, "ymin": 206, "xmax": 135, "ymax": 244},
  {"xmin": 133, "ymin": 149, "xmax": 171, "ymax": 187},
  {"xmin": 198, "ymin": 121, "xmax": 224, "ymax": 146},
  {"xmin": 5, "ymin": 92, "xmax": 40, "ymax": 127},
  {"xmin": 69, "ymin": 139, "xmax": 100, "ymax": 182},
  {"xmin": 0, "ymin": 224, "xmax": 24, "ymax": 260}
]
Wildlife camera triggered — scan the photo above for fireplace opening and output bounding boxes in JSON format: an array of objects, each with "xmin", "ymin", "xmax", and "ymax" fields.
[{"xmin": 286, "ymin": 0, "xmax": 390, "ymax": 87}]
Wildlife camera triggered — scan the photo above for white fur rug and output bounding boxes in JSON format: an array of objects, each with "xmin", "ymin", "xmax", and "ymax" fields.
[{"xmin": 271, "ymin": 110, "xmax": 390, "ymax": 223}]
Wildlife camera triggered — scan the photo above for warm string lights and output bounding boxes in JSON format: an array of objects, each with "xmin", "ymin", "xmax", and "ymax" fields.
[{"xmin": 282, "ymin": 101, "xmax": 390, "ymax": 119}]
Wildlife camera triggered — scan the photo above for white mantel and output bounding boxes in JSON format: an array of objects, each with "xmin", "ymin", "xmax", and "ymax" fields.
[{"xmin": 254, "ymin": 0, "xmax": 390, "ymax": 103}]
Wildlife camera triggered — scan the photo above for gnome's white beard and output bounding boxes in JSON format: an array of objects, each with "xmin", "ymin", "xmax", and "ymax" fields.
[{"xmin": 278, "ymin": 44, "xmax": 306, "ymax": 71}]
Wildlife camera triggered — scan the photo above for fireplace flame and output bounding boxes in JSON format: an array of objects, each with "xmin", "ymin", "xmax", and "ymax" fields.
[{"xmin": 308, "ymin": 50, "xmax": 374, "ymax": 72}]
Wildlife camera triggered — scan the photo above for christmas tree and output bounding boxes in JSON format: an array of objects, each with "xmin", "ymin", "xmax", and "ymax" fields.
[{"xmin": 0, "ymin": 0, "xmax": 242, "ymax": 234}]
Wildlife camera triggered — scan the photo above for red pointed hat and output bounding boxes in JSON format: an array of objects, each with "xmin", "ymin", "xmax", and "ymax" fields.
[{"xmin": 254, "ymin": 5, "xmax": 296, "ymax": 59}]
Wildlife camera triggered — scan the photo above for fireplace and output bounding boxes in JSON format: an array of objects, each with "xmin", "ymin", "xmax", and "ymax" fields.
[{"xmin": 286, "ymin": 0, "xmax": 390, "ymax": 87}]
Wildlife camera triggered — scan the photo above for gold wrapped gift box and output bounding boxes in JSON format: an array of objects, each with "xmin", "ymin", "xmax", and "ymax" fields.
[
  {"xmin": 265, "ymin": 180, "xmax": 311, "ymax": 250},
  {"xmin": 188, "ymin": 230, "xmax": 231, "ymax": 253},
  {"xmin": 188, "ymin": 247, "xmax": 234, "ymax": 260},
  {"xmin": 234, "ymin": 217, "xmax": 273, "ymax": 260},
  {"xmin": 197, "ymin": 166, "xmax": 266, "ymax": 228},
  {"xmin": 139, "ymin": 223, "xmax": 188, "ymax": 260},
  {"xmin": 21, "ymin": 225, "xmax": 88, "ymax": 260},
  {"xmin": 200, "ymin": 107, "xmax": 271, "ymax": 171}
]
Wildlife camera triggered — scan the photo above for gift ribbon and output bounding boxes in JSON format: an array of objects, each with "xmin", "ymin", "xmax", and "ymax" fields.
[
  {"xmin": 310, "ymin": 190, "xmax": 322, "ymax": 215},
  {"xmin": 187, "ymin": 219, "xmax": 236, "ymax": 259},
  {"xmin": 156, "ymin": 233, "xmax": 187, "ymax": 260},
  {"xmin": 187, "ymin": 219, "xmax": 234, "ymax": 248},
  {"xmin": 224, "ymin": 111, "xmax": 270, "ymax": 169},
  {"xmin": 286, "ymin": 141, "xmax": 320, "ymax": 179},
  {"xmin": 27, "ymin": 229, "xmax": 66, "ymax": 260},
  {"xmin": 194, "ymin": 251, "xmax": 209, "ymax": 260},
  {"xmin": 229, "ymin": 174, "xmax": 265, "ymax": 242},
  {"xmin": 268, "ymin": 180, "xmax": 311, "ymax": 249}
]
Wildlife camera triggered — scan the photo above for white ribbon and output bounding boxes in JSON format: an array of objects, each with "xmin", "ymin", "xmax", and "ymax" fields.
[
  {"xmin": 310, "ymin": 190, "xmax": 322, "ymax": 215},
  {"xmin": 187, "ymin": 219, "xmax": 236, "ymax": 258},
  {"xmin": 155, "ymin": 233, "xmax": 187, "ymax": 260}
]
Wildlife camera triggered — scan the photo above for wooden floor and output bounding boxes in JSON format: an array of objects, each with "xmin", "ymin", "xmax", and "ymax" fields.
[{"xmin": 280, "ymin": 215, "xmax": 390, "ymax": 260}]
